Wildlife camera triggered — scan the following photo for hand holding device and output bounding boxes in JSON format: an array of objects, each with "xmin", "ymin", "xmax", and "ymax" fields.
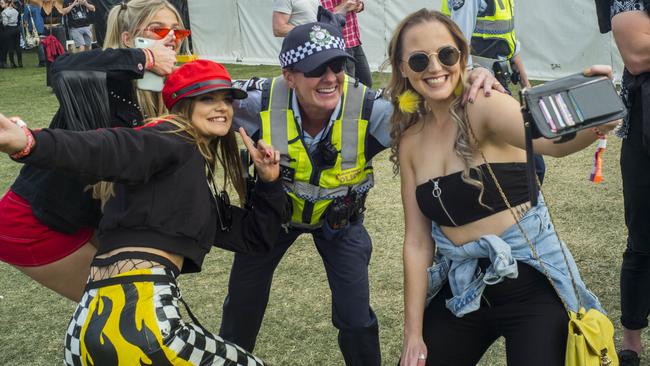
[{"xmin": 521, "ymin": 73, "xmax": 626, "ymax": 139}]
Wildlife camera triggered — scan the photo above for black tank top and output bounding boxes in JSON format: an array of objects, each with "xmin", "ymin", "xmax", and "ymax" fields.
[
  {"xmin": 415, "ymin": 162, "xmax": 530, "ymax": 227},
  {"xmin": 42, "ymin": 5, "xmax": 62, "ymax": 25}
]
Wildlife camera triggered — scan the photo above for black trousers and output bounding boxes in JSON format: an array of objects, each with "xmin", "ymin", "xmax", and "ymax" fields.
[
  {"xmin": 219, "ymin": 221, "xmax": 381, "ymax": 366},
  {"xmin": 345, "ymin": 45, "xmax": 373, "ymax": 88},
  {"xmin": 4, "ymin": 26, "xmax": 21, "ymax": 66},
  {"xmin": 420, "ymin": 261, "xmax": 568, "ymax": 366},
  {"xmin": 620, "ymin": 88, "xmax": 650, "ymax": 330}
]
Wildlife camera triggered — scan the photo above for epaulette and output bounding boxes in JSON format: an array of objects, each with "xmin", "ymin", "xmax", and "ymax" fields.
[
  {"xmin": 372, "ymin": 88, "xmax": 386, "ymax": 100},
  {"xmin": 234, "ymin": 77, "xmax": 269, "ymax": 92}
]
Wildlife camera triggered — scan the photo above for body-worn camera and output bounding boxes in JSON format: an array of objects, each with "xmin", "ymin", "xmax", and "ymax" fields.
[{"xmin": 316, "ymin": 139, "xmax": 339, "ymax": 168}]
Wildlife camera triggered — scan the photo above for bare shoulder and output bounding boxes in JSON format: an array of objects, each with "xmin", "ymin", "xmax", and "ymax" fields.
[
  {"xmin": 397, "ymin": 119, "xmax": 425, "ymax": 167},
  {"xmin": 466, "ymin": 92, "xmax": 520, "ymax": 124}
]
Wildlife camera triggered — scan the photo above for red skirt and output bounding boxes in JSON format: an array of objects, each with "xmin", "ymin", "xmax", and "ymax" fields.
[{"xmin": 0, "ymin": 190, "xmax": 94, "ymax": 267}]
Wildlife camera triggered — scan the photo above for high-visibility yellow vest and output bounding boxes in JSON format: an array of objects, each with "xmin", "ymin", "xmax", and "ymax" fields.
[
  {"xmin": 260, "ymin": 75, "xmax": 374, "ymax": 228},
  {"xmin": 441, "ymin": 0, "xmax": 517, "ymax": 60}
]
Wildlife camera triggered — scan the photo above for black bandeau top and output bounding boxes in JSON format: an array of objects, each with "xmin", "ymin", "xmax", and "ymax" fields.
[{"xmin": 416, "ymin": 162, "xmax": 530, "ymax": 227}]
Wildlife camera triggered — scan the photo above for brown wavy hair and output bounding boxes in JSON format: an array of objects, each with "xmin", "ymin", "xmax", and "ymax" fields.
[
  {"xmin": 385, "ymin": 9, "xmax": 486, "ymax": 201},
  {"xmin": 93, "ymin": 96, "xmax": 246, "ymax": 208}
]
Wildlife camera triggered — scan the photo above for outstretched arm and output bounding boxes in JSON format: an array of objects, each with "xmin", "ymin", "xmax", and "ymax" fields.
[{"xmin": 0, "ymin": 114, "xmax": 196, "ymax": 184}]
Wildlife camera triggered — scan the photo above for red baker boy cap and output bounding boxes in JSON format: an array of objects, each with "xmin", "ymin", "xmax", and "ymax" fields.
[{"xmin": 163, "ymin": 59, "xmax": 248, "ymax": 110}]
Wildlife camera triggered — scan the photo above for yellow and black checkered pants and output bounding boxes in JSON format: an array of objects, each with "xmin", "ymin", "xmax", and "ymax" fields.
[{"xmin": 63, "ymin": 268, "xmax": 266, "ymax": 366}]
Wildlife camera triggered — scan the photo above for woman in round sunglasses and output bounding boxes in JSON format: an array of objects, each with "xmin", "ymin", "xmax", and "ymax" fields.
[
  {"xmin": 387, "ymin": 9, "xmax": 618, "ymax": 366},
  {"xmin": 0, "ymin": 0, "xmax": 187, "ymax": 302},
  {"xmin": 0, "ymin": 59, "xmax": 288, "ymax": 365}
]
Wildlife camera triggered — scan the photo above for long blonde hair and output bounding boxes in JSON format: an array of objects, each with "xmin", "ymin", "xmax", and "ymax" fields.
[
  {"xmin": 104, "ymin": 0, "xmax": 186, "ymax": 119},
  {"xmin": 386, "ymin": 9, "xmax": 486, "ymax": 199},
  {"xmin": 93, "ymin": 96, "xmax": 246, "ymax": 208}
]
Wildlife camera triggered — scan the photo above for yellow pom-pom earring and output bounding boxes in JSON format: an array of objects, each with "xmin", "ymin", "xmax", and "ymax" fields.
[
  {"xmin": 397, "ymin": 89, "xmax": 421, "ymax": 114},
  {"xmin": 454, "ymin": 81, "xmax": 464, "ymax": 97}
]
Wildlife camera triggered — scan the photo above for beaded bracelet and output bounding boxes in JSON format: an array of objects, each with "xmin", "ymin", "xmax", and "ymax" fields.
[{"xmin": 10, "ymin": 125, "xmax": 35, "ymax": 160}]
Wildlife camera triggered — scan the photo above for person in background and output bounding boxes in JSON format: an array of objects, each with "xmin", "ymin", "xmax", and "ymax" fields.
[
  {"xmin": 0, "ymin": 59, "xmax": 289, "ymax": 366},
  {"xmin": 62, "ymin": 0, "xmax": 95, "ymax": 52},
  {"xmin": 441, "ymin": 0, "xmax": 530, "ymax": 88},
  {"xmin": 41, "ymin": 0, "xmax": 67, "ymax": 85},
  {"xmin": 320, "ymin": 0, "xmax": 372, "ymax": 87},
  {"xmin": 1, "ymin": 0, "xmax": 22, "ymax": 68},
  {"xmin": 608, "ymin": 1, "xmax": 650, "ymax": 365},
  {"xmin": 442, "ymin": 0, "xmax": 544, "ymax": 184},
  {"xmin": 23, "ymin": 0, "xmax": 46, "ymax": 66},
  {"xmin": 272, "ymin": 0, "xmax": 318, "ymax": 37},
  {"xmin": 41, "ymin": 0, "xmax": 66, "ymax": 47}
]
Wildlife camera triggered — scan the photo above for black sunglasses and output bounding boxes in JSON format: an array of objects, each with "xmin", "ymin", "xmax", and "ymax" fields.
[
  {"xmin": 405, "ymin": 45, "xmax": 461, "ymax": 73},
  {"xmin": 303, "ymin": 58, "xmax": 347, "ymax": 78}
]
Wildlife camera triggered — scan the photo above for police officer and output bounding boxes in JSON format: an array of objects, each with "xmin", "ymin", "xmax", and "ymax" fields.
[
  {"xmin": 218, "ymin": 19, "xmax": 501, "ymax": 365},
  {"xmin": 441, "ymin": 0, "xmax": 530, "ymax": 89}
]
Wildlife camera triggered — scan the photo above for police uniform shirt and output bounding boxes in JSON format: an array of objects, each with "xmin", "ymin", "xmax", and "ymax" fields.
[{"xmin": 232, "ymin": 78, "xmax": 393, "ymax": 161}]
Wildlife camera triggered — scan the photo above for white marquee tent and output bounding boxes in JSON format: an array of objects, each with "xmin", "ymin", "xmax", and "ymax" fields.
[{"xmin": 187, "ymin": 0, "xmax": 625, "ymax": 81}]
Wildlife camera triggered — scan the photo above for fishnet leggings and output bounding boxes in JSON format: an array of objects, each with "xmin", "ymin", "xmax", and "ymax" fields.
[{"xmin": 90, "ymin": 258, "xmax": 166, "ymax": 281}]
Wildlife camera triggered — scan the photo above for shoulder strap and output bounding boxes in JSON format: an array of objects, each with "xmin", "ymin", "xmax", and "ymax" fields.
[{"xmin": 466, "ymin": 122, "xmax": 582, "ymax": 315}]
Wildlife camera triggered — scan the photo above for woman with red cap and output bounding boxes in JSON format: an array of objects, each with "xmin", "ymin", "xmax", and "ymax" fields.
[
  {"xmin": 0, "ymin": 59, "xmax": 288, "ymax": 365},
  {"xmin": 0, "ymin": 0, "xmax": 185, "ymax": 302}
]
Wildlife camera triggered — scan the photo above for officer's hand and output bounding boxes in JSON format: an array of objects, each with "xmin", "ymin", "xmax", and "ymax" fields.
[
  {"xmin": 0, "ymin": 114, "xmax": 29, "ymax": 155},
  {"xmin": 463, "ymin": 66, "xmax": 507, "ymax": 105},
  {"xmin": 583, "ymin": 64, "xmax": 613, "ymax": 79},
  {"xmin": 238, "ymin": 127, "xmax": 281, "ymax": 183}
]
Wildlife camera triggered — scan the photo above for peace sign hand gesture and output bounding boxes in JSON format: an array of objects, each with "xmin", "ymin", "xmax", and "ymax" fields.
[{"xmin": 238, "ymin": 127, "xmax": 281, "ymax": 183}]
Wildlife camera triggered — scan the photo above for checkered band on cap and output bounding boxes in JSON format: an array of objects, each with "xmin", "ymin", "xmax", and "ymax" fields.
[{"xmin": 279, "ymin": 35, "xmax": 346, "ymax": 68}]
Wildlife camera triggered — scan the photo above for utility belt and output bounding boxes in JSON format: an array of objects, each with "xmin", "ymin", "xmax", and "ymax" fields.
[
  {"xmin": 324, "ymin": 189, "xmax": 367, "ymax": 230},
  {"xmin": 472, "ymin": 55, "xmax": 520, "ymax": 92}
]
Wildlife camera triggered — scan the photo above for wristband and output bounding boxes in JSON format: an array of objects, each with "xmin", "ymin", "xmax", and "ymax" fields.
[{"xmin": 10, "ymin": 125, "xmax": 35, "ymax": 160}]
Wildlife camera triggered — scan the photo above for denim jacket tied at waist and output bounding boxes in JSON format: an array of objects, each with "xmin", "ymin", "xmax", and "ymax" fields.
[{"xmin": 426, "ymin": 195, "xmax": 604, "ymax": 317}]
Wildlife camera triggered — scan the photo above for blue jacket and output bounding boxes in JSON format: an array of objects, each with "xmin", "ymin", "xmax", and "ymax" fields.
[
  {"xmin": 23, "ymin": 4, "xmax": 44, "ymax": 35},
  {"xmin": 426, "ymin": 194, "xmax": 604, "ymax": 317}
]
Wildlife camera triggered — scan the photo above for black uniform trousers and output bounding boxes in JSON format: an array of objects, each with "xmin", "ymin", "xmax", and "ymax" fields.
[{"xmin": 219, "ymin": 220, "xmax": 381, "ymax": 365}]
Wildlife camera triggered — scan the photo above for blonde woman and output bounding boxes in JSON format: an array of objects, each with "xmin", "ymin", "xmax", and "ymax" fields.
[
  {"xmin": 387, "ymin": 9, "xmax": 618, "ymax": 366},
  {"xmin": 0, "ymin": 0, "xmax": 182, "ymax": 301},
  {"xmin": 0, "ymin": 59, "xmax": 288, "ymax": 365}
]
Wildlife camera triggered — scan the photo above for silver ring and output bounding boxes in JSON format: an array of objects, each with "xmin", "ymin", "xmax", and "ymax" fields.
[{"xmin": 418, "ymin": 354, "xmax": 426, "ymax": 360}]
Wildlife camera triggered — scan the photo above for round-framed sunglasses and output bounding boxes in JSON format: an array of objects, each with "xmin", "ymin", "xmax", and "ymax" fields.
[
  {"xmin": 144, "ymin": 27, "xmax": 192, "ymax": 42},
  {"xmin": 303, "ymin": 58, "xmax": 347, "ymax": 78},
  {"xmin": 404, "ymin": 45, "xmax": 461, "ymax": 73}
]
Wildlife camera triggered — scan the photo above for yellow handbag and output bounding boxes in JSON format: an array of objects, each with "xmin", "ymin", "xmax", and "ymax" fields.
[
  {"xmin": 566, "ymin": 307, "xmax": 617, "ymax": 366},
  {"xmin": 474, "ymin": 147, "xmax": 619, "ymax": 366}
]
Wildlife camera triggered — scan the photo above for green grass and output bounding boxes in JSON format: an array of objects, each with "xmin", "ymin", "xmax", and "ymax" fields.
[{"xmin": 0, "ymin": 51, "xmax": 647, "ymax": 365}]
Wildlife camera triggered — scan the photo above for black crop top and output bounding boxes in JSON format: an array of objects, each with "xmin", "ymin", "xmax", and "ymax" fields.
[
  {"xmin": 415, "ymin": 163, "xmax": 530, "ymax": 227},
  {"xmin": 42, "ymin": 6, "xmax": 62, "ymax": 25}
]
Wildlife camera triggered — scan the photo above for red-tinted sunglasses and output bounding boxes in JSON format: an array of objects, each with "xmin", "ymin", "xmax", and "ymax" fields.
[{"xmin": 145, "ymin": 27, "xmax": 191, "ymax": 41}]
